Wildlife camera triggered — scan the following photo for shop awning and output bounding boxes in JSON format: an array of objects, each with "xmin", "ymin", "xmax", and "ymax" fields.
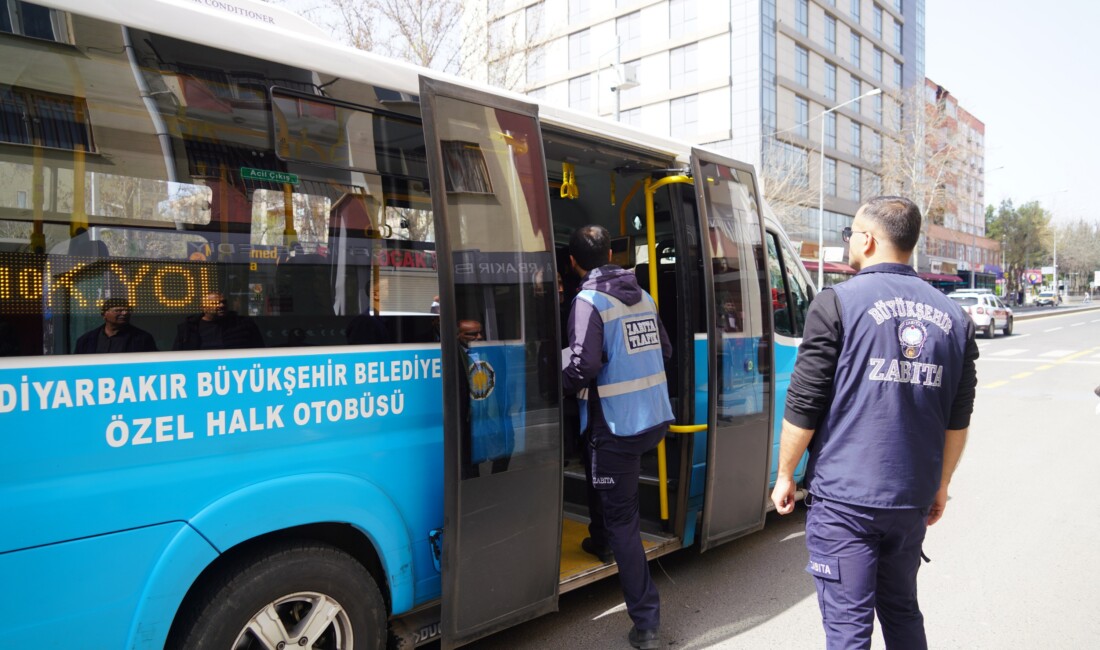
[
  {"xmin": 802, "ymin": 260, "xmax": 857, "ymax": 275},
  {"xmin": 919, "ymin": 272, "xmax": 964, "ymax": 283}
]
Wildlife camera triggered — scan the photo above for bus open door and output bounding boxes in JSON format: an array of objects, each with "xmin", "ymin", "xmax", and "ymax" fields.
[
  {"xmin": 690, "ymin": 149, "xmax": 776, "ymax": 550},
  {"xmin": 420, "ymin": 77, "xmax": 564, "ymax": 649}
]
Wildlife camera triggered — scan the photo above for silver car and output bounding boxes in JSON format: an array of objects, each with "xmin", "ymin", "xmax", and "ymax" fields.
[{"xmin": 948, "ymin": 292, "xmax": 1014, "ymax": 338}]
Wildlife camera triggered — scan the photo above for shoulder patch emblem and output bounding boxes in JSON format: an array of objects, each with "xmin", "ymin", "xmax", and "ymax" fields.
[{"xmin": 897, "ymin": 319, "xmax": 928, "ymax": 359}]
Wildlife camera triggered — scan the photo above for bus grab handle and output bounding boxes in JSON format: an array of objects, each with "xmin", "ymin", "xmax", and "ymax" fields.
[{"xmin": 657, "ymin": 424, "xmax": 707, "ymax": 522}]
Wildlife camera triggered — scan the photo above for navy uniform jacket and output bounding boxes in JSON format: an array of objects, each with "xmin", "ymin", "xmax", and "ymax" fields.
[{"xmin": 785, "ymin": 263, "xmax": 979, "ymax": 509}]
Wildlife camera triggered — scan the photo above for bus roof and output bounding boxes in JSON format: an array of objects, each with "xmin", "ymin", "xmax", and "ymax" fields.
[{"xmin": 40, "ymin": 0, "xmax": 691, "ymax": 163}]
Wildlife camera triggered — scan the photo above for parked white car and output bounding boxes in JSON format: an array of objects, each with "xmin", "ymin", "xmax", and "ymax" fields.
[{"xmin": 947, "ymin": 292, "xmax": 1014, "ymax": 338}]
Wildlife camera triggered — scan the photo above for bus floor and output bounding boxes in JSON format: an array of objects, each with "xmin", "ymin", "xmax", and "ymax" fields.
[{"xmin": 558, "ymin": 514, "xmax": 680, "ymax": 593}]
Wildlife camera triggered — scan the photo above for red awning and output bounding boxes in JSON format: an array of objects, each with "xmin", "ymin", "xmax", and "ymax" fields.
[
  {"xmin": 802, "ymin": 260, "xmax": 857, "ymax": 275},
  {"xmin": 919, "ymin": 272, "xmax": 964, "ymax": 283}
]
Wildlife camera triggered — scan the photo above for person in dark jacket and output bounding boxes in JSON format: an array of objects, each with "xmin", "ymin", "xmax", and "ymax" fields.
[
  {"xmin": 172, "ymin": 292, "xmax": 264, "ymax": 350},
  {"xmin": 562, "ymin": 225, "xmax": 673, "ymax": 650},
  {"xmin": 771, "ymin": 196, "xmax": 979, "ymax": 650},
  {"xmin": 75, "ymin": 298, "xmax": 158, "ymax": 354}
]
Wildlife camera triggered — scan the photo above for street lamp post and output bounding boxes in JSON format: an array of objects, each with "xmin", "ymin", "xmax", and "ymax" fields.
[{"xmin": 817, "ymin": 87, "xmax": 882, "ymax": 289}]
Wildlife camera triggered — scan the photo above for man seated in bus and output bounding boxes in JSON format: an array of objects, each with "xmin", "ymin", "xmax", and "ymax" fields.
[
  {"xmin": 172, "ymin": 292, "xmax": 265, "ymax": 350},
  {"xmin": 75, "ymin": 298, "xmax": 158, "ymax": 354}
]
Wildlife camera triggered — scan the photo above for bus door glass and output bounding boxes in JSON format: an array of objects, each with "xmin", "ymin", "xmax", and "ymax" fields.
[
  {"xmin": 420, "ymin": 77, "xmax": 562, "ymax": 648},
  {"xmin": 690, "ymin": 149, "xmax": 774, "ymax": 551}
]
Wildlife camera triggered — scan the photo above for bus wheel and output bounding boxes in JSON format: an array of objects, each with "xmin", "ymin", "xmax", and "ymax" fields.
[{"xmin": 170, "ymin": 542, "xmax": 386, "ymax": 650}]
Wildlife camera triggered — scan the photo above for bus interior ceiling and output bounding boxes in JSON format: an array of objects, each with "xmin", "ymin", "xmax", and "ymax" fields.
[{"xmin": 541, "ymin": 131, "xmax": 689, "ymax": 571}]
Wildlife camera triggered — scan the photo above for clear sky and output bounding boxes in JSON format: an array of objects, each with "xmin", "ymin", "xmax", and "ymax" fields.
[{"xmin": 925, "ymin": 0, "xmax": 1097, "ymax": 224}]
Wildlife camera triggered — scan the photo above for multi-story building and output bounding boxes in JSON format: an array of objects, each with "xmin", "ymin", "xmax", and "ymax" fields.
[
  {"xmin": 921, "ymin": 79, "xmax": 1000, "ymax": 291},
  {"xmin": 478, "ymin": 0, "xmax": 925, "ymax": 283}
]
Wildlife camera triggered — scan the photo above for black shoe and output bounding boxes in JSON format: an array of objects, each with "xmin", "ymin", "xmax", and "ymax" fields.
[
  {"xmin": 581, "ymin": 537, "xmax": 612, "ymax": 563},
  {"xmin": 628, "ymin": 626, "xmax": 659, "ymax": 650}
]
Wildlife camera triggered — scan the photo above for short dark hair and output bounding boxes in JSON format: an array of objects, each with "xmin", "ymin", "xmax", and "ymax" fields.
[
  {"xmin": 100, "ymin": 298, "xmax": 130, "ymax": 315},
  {"xmin": 569, "ymin": 225, "xmax": 611, "ymax": 272},
  {"xmin": 861, "ymin": 196, "xmax": 922, "ymax": 253}
]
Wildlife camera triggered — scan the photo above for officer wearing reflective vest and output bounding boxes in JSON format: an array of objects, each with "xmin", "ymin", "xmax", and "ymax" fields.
[
  {"xmin": 562, "ymin": 225, "xmax": 673, "ymax": 650},
  {"xmin": 771, "ymin": 197, "xmax": 979, "ymax": 649}
]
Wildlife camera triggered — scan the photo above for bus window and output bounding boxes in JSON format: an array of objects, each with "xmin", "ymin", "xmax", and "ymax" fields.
[{"xmin": 766, "ymin": 230, "xmax": 812, "ymax": 337}]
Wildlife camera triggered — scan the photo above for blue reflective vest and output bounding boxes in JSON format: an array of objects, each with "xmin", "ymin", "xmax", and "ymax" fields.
[
  {"xmin": 807, "ymin": 265, "xmax": 970, "ymax": 508},
  {"xmin": 575, "ymin": 289, "xmax": 674, "ymax": 437}
]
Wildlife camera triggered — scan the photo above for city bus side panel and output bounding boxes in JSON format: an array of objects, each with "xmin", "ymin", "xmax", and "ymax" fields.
[
  {"xmin": 1, "ymin": 523, "xmax": 214, "ymax": 648},
  {"xmin": 0, "ymin": 346, "xmax": 446, "ymax": 644}
]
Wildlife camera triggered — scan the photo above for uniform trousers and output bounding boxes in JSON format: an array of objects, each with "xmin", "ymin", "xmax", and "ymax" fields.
[
  {"xmin": 583, "ymin": 425, "xmax": 666, "ymax": 632},
  {"xmin": 805, "ymin": 496, "xmax": 930, "ymax": 650}
]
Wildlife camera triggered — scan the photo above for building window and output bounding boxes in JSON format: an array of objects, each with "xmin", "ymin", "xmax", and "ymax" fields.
[
  {"xmin": 569, "ymin": 29, "xmax": 591, "ymax": 69},
  {"xmin": 669, "ymin": 0, "xmax": 697, "ymax": 39},
  {"xmin": 526, "ymin": 46, "xmax": 546, "ymax": 86},
  {"xmin": 0, "ymin": 0, "xmax": 70, "ymax": 42},
  {"xmin": 0, "ymin": 85, "xmax": 94, "ymax": 151},
  {"xmin": 795, "ymin": 45, "xmax": 809, "ymax": 86},
  {"xmin": 670, "ymin": 44, "xmax": 698, "ymax": 89},
  {"xmin": 617, "ymin": 11, "xmax": 641, "ymax": 57},
  {"xmin": 893, "ymin": 21, "xmax": 903, "ymax": 52},
  {"xmin": 795, "ymin": 96, "xmax": 809, "ymax": 137},
  {"xmin": 621, "ymin": 107, "xmax": 641, "ymax": 127},
  {"xmin": 850, "ymin": 120, "xmax": 861, "ymax": 156},
  {"xmin": 870, "ymin": 129, "xmax": 882, "ymax": 162},
  {"xmin": 825, "ymin": 62, "xmax": 837, "ymax": 101},
  {"xmin": 851, "ymin": 0, "xmax": 861, "ymax": 23},
  {"xmin": 825, "ymin": 112, "xmax": 837, "ymax": 149},
  {"xmin": 825, "ymin": 157, "xmax": 837, "ymax": 196},
  {"xmin": 894, "ymin": 60, "xmax": 903, "ymax": 86},
  {"xmin": 569, "ymin": 0, "xmax": 590, "ymax": 25},
  {"xmin": 894, "ymin": 0, "xmax": 902, "ymax": 12},
  {"xmin": 870, "ymin": 172, "xmax": 881, "ymax": 196},
  {"xmin": 796, "ymin": 0, "xmax": 809, "ymax": 35},
  {"xmin": 851, "ymin": 33, "xmax": 861, "ymax": 68},
  {"xmin": 670, "ymin": 94, "xmax": 698, "ymax": 140},
  {"xmin": 850, "ymin": 166, "xmax": 861, "ymax": 201},
  {"xmin": 569, "ymin": 75, "xmax": 592, "ymax": 112},
  {"xmin": 874, "ymin": 93, "xmax": 884, "ymax": 124},
  {"xmin": 825, "ymin": 14, "xmax": 837, "ymax": 52},
  {"xmin": 873, "ymin": 4, "xmax": 883, "ymax": 39},
  {"xmin": 851, "ymin": 76, "xmax": 862, "ymax": 112},
  {"xmin": 873, "ymin": 47, "xmax": 883, "ymax": 81},
  {"xmin": 526, "ymin": 3, "xmax": 545, "ymax": 41}
]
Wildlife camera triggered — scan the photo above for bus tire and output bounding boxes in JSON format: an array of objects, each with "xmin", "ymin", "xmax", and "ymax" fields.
[{"xmin": 169, "ymin": 541, "xmax": 386, "ymax": 650}]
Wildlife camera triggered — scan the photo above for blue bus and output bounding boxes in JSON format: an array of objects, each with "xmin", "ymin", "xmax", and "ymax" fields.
[{"xmin": 0, "ymin": 1, "xmax": 815, "ymax": 647}]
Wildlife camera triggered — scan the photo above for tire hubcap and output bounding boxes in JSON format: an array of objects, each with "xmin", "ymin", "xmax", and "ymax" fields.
[{"xmin": 234, "ymin": 591, "xmax": 353, "ymax": 650}]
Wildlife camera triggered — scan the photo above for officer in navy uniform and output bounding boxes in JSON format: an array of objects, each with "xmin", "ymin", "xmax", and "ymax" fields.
[
  {"xmin": 771, "ymin": 196, "xmax": 979, "ymax": 649},
  {"xmin": 562, "ymin": 225, "xmax": 673, "ymax": 650}
]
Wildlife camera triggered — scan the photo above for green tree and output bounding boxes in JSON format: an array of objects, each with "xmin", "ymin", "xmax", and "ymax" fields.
[{"xmin": 986, "ymin": 199, "xmax": 1051, "ymax": 298}]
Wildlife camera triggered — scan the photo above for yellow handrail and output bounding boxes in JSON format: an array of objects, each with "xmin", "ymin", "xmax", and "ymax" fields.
[{"xmin": 643, "ymin": 173, "xmax": 697, "ymax": 523}]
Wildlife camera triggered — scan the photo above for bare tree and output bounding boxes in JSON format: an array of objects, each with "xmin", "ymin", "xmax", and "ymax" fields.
[
  {"xmin": 759, "ymin": 139, "xmax": 818, "ymax": 236},
  {"xmin": 1054, "ymin": 218, "xmax": 1100, "ymax": 294},
  {"xmin": 878, "ymin": 85, "xmax": 969, "ymax": 270},
  {"xmin": 302, "ymin": 0, "xmax": 543, "ymax": 92}
]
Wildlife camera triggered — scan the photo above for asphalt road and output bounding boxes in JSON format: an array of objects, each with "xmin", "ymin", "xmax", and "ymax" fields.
[{"xmin": 460, "ymin": 305, "xmax": 1100, "ymax": 649}]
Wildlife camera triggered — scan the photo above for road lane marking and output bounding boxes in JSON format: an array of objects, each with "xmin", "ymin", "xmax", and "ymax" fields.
[
  {"xmin": 983, "ymin": 380, "xmax": 1009, "ymax": 389},
  {"xmin": 989, "ymin": 349, "xmax": 1027, "ymax": 356},
  {"xmin": 1072, "ymin": 322, "xmax": 1085, "ymax": 327},
  {"xmin": 1011, "ymin": 372, "xmax": 1032, "ymax": 379},
  {"xmin": 1051, "ymin": 348, "xmax": 1100, "ymax": 364},
  {"xmin": 1040, "ymin": 350, "xmax": 1074, "ymax": 357},
  {"xmin": 1036, "ymin": 365, "xmax": 1053, "ymax": 371},
  {"xmin": 1044, "ymin": 327, "xmax": 1064, "ymax": 332}
]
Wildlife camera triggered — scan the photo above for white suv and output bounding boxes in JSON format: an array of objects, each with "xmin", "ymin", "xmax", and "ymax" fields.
[{"xmin": 948, "ymin": 292, "xmax": 1013, "ymax": 338}]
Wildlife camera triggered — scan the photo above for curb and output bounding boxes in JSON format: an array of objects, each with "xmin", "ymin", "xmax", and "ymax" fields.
[{"xmin": 1013, "ymin": 304, "xmax": 1100, "ymax": 321}]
